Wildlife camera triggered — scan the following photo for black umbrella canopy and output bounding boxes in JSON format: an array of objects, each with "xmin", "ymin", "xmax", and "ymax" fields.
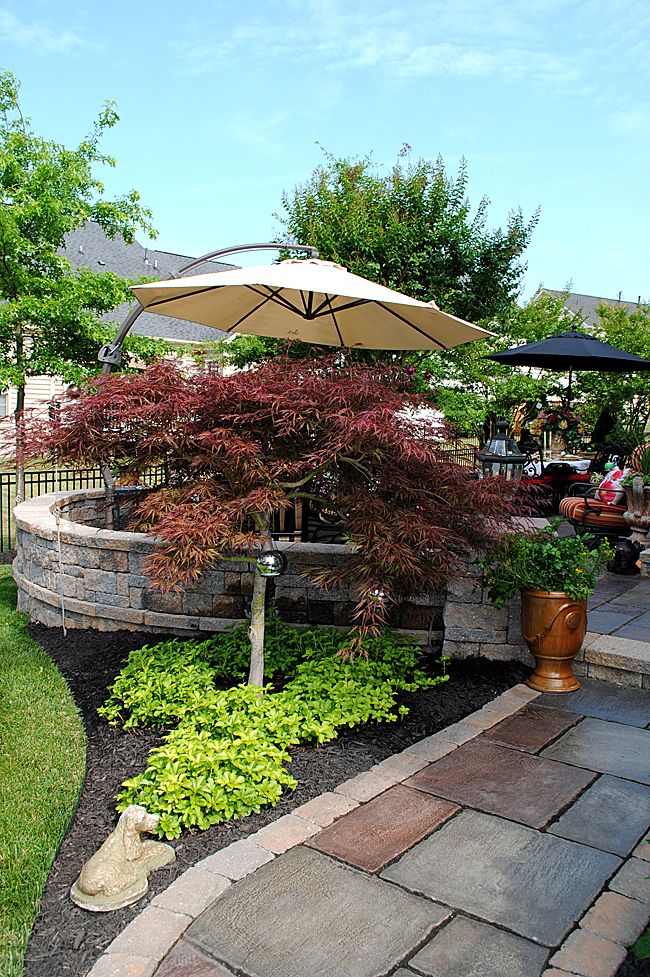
[{"xmin": 486, "ymin": 328, "xmax": 650, "ymax": 371}]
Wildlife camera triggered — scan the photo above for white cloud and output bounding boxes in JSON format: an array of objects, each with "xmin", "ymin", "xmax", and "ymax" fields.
[
  {"xmin": 0, "ymin": 9, "xmax": 87, "ymax": 52},
  {"xmin": 173, "ymin": 0, "xmax": 645, "ymax": 97}
]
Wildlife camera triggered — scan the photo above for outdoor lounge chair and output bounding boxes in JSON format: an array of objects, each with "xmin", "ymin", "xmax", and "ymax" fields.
[{"xmin": 558, "ymin": 484, "xmax": 629, "ymax": 538}]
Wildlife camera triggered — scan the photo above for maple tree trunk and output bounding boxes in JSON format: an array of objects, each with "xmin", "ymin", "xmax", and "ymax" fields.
[
  {"xmin": 248, "ymin": 512, "xmax": 272, "ymax": 687},
  {"xmin": 247, "ymin": 566, "xmax": 267, "ymax": 687}
]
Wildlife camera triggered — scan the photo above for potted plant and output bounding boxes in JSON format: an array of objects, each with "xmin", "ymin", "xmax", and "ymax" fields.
[
  {"xmin": 480, "ymin": 525, "xmax": 611, "ymax": 692},
  {"xmin": 622, "ymin": 440, "xmax": 650, "ymax": 543}
]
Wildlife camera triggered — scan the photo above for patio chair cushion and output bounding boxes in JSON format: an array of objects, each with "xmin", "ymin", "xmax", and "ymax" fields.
[{"xmin": 559, "ymin": 495, "xmax": 628, "ymax": 531}]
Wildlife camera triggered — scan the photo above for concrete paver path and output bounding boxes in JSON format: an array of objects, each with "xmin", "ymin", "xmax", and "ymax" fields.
[{"xmin": 86, "ymin": 677, "xmax": 650, "ymax": 977}]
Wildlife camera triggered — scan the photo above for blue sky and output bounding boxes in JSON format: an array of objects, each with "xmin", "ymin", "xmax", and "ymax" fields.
[{"xmin": 2, "ymin": 0, "xmax": 648, "ymax": 305}]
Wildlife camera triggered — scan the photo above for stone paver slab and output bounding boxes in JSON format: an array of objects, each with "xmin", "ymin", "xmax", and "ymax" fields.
[
  {"xmin": 187, "ymin": 846, "xmax": 449, "ymax": 977},
  {"xmin": 154, "ymin": 941, "xmax": 236, "ymax": 976},
  {"xmin": 586, "ymin": 609, "xmax": 639, "ymax": 634},
  {"xmin": 548, "ymin": 775, "xmax": 650, "ymax": 855},
  {"xmin": 196, "ymin": 838, "xmax": 274, "ymax": 880},
  {"xmin": 536, "ymin": 678, "xmax": 650, "ymax": 728},
  {"xmin": 542, "ymin": 718, "xmax": 650, "ymax": 784},
  {"xmin": 152, "ymin": 867, "xmax": 230, "ymax": 917},
  {"xmin": 401, "ymin": 735, "xmax": 458, "ymax": 762},
  {"xmin": 293, "ymin": 791, "xmax": 359, "ymax": 826},
  {"xmin": 381, "ymin": 810, "xmax": 621, "ymax": 946},
  {"xmin": 609, "ymin": 857, "xmax": 650, "ymax": 903},
  {"xmin": 88, "ymin": 955, "xmax": 157, "ymax": 977},
  {"xmin": 253, "ymin": 813, "xmax": 320, "ymax": 853},
  {"xmin": 580, "ymin": 891, "xmax": 650, "ymax": 946},
  {"xmin": 108, "ymin": 904, "xmax": 192, "ymax": 961},
  {"xmin": 611, "ymin": 581, "xmax": 650, "ymax": 608},
  {"xmin": 483, "ymin": 703, "xmax": 580, "ymax": 752},
  {"xmin": 371, "ymin": 753, "xmax": 429, "ymax": 781},
  {"xmin": 335, "ymin": 770, "xmax": 395, "ymax": 802},
  {"xmin": 404, "ymin": 739, "xmax": 595, "ymax": 828},
  {"xmin": 307, "ymin": 784, "xmax": 459, "ymax": 871},
  {"xmin": 549, "ymin": 929, "xmax": 626, "ymax": 977},
  {"xmin": 632, "ymin": 832, "xmax": 650, "ymax": 860},
  {"xmin": 408, "ymin": 915, "xmax": 549, "ymax": 977}
]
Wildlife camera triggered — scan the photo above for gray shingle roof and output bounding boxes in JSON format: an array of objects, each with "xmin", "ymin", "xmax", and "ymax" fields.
[
  {"xmin": 60, "ymin": 223, "xmax": 236, "ymax": 343},
  {"xmin": 539, "ymin": 289, "xmax": 648, "ymax": 328}
]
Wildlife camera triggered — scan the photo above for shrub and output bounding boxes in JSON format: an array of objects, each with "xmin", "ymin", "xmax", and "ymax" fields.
[{"xmin": 105, "ymin": 620, "xmax": 447, "ymax": 837}]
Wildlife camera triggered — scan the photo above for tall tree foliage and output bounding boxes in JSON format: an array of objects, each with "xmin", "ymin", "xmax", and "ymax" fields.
[
  {"xmin": 0, "ymin": 70, "xmax": 163, "ymax": 499},
  {"xmin": 26, "ymin": 355, "xmax": 522, "ymax": 682},
  {"xmin": 277, "ymin": 147, "xmax": 539, "ymax": 323}
]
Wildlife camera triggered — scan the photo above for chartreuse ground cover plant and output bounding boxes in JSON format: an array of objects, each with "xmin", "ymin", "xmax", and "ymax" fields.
[
  {"xmin": 100, "ymin": 616, "xmax": 447, "ymax": 839},
  {"xmin": 480, "ymin": 523, "xmax": 612, "ymax": 607},
  {"xmin": 0, "ymin": 566, "xmax": 85, "ymax": 977}
]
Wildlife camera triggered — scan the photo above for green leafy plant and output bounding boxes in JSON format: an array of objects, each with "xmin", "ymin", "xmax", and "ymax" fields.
[
  {"xmin": 480, "ymin": 524, "xmax": 612, "ymax": 608},
  {"xmin": 103, "ymin": 620, "xmax": 447, "ymax": 838}
]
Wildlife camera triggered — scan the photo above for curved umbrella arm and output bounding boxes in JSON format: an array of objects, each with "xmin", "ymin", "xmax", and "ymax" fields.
[
  {"xmin": 97, "ymin": 242, "xmax": 319, "ymax": 374},
  {"xmin": 96, "ymin": 242, "xmax": 318, "ymax": 494}
]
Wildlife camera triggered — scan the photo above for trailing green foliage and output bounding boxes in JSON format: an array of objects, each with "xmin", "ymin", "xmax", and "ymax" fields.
[{"xmin": 103, "ymin": 618, "xmax": 446, "ymax": 838}]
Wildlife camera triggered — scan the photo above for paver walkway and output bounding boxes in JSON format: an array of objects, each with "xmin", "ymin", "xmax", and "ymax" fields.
[{"xmin": 86, "ymin": 572, "xmax": 650, "ymax": 977}]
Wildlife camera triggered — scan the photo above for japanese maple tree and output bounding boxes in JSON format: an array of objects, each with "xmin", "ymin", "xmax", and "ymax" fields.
[{"xmin": 27, "ymin": 354, "xmax": 522, "ymax": 683}]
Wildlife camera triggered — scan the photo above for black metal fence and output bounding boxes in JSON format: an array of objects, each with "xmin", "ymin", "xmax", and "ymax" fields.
[{"xmin": 0, "ymin": 467, "xmax": 164, "ymax": 552}]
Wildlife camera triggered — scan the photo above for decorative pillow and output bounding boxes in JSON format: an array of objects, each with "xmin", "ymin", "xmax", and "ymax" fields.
[{"xmin": 594, "ymin": 467, "xmax": 629, "ymax": 505}]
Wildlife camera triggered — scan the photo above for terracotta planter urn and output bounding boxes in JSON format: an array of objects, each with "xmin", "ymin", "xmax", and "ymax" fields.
[
  {"xmin": 624, "ymin": 477, "xmax": 650, "ymax": 544},
  {"xmin": 520, "ymin": 590, "xmax": 587, "ymax": 693}
]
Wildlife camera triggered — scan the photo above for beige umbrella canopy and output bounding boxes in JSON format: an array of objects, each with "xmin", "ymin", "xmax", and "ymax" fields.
[{"xmin": 129, "ymin": 258, "xmax": 491, "ymax": 351}]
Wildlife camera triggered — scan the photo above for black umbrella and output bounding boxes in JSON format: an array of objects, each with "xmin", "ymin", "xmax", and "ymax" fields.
[{"xmin": 485, "ymin": 327, "xmax": 650, "ymax": 404}]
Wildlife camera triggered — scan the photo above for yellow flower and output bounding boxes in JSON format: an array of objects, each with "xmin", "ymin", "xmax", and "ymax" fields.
[
  {"xmin": 559, "ymin": 420, "xmax": 568, "ymax": 430},
  {"xmin": 575, "ymin": 568, "xmax": 583, "ymax": 574}
]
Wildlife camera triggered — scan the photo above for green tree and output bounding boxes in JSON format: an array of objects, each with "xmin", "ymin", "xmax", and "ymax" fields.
[
  {"xmin": 0, "ymin": 69, "xmax": 163, "ymax": 500},
  {"xmin": 277, "ymin": 147, "xmax": 539, "ymax": 322}
]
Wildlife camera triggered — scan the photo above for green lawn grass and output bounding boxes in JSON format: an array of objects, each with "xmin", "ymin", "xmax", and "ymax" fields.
[{"xmin": 0, "ymin": 566, "xmax": 86, "ymax": 977}]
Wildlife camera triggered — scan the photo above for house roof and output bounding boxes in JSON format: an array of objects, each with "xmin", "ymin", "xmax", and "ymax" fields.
[
  {"xmin": 539, "ymin": 289, "xmax": 648, "ymax": 328},
  {"xmin": 60, "ymin": 223, "xmax": 235, "ymax": 344}
]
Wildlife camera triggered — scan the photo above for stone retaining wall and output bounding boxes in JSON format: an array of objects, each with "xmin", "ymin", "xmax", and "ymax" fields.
[{"xmin": 13, "ymin": 491, "xmax": 446, "ymax": 643}]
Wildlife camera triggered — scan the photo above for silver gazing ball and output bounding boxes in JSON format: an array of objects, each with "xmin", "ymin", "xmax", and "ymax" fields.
[{"xmin": 255, "ymin": 552, "xmax": 287, "ymax": 577}]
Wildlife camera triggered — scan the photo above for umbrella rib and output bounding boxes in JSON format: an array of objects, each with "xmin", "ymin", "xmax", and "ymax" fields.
[
  {"xmin": 244, "ymin": 284, "xmax": 305, "ymax": 315},
  {"xmin": 324, "ymin": 295, "xmax": 345, "ymax": 346},
  {"xmin": 375, "ymin": 302, "xmax": 448, "ymax": 350},
  {"xmin": 311, "ymin": 296, "xmax": 368, "ymax": 317},
  {"xmin": 224, "ymin": 291, "xmax": 286, "ymax": 333}
]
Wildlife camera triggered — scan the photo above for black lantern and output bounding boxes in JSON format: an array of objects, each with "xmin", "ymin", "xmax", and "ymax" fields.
[
  {"xmin": 255, "ymin": 551, "xmax": 287, "ymax": 577},
  {"xmin": 477, "ymin": 421, "xmax": 527, "ymax": 479}
]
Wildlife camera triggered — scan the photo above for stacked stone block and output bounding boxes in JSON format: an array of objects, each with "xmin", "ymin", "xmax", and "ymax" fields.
[{"xmin": 13, "ymin": 491, "xmax": 444, "ymax": 642}]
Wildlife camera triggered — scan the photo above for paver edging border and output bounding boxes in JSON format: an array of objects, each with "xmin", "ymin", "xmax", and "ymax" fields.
[{"xmin": 84, "ymin": 683, "xmax": 540, "ymax": 977}]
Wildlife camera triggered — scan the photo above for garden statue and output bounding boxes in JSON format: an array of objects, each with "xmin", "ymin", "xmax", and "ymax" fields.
[{"xmin": 70, "ymin": 804, "xmax": 175, "ymax": 911}]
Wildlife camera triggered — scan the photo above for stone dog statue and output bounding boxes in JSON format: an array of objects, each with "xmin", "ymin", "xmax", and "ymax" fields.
[{"xmin": 70, "ymin": 804, "xmax": 175, "ymax": 911}]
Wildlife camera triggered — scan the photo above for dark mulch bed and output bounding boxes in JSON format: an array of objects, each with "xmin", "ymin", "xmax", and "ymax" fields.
[{"xmin": 22, "ymin": 625, "xmax": 646, "ymax": 977}]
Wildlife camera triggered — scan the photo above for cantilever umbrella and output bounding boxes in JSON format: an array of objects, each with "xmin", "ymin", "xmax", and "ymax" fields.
[
  {"xmin": 486, "ymin": 326, "xmax": 650, "ymax": 404},
  {"xmin": 128, "ymin": 258, "xmax": 492, "ymax": 351}
]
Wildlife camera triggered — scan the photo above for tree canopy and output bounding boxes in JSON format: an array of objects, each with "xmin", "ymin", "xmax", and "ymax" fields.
[
  {"xmin": 0, "ymin": 69, "xmax": 166, "ymax": 399},
  {"xmin": 25, "ymin": 354, "xmax": 522, "ymax": 676},
  {"xmin": 277, "ymin": 147, "xmax": 539, "ymax": 323}
]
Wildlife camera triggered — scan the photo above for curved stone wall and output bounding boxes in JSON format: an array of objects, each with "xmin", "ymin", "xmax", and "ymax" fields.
[{"xmin": 13, "ymin": 490, "xmax": 444, "ymax": 640}]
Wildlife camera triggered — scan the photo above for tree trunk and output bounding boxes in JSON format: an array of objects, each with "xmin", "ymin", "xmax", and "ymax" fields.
[
  {"xmin": 247, "ymin": 511, "xmax": 272, "ymax": 687},
  {"xmin": 247, "ymin": 567, "xmax": 268, "ymax": 687},
  {"xmin": 14, "ymin": 383, "xmax": 25, "ymax": 505}
]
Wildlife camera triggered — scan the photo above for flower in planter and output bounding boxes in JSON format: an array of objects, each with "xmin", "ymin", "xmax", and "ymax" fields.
[
  {"xmin": 529, "ymin": 408, "xmax": 586, "ymax": 451},
  {"xmin": 479, "ymin": 523, "xmax": 612, "ymax": 608}
]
